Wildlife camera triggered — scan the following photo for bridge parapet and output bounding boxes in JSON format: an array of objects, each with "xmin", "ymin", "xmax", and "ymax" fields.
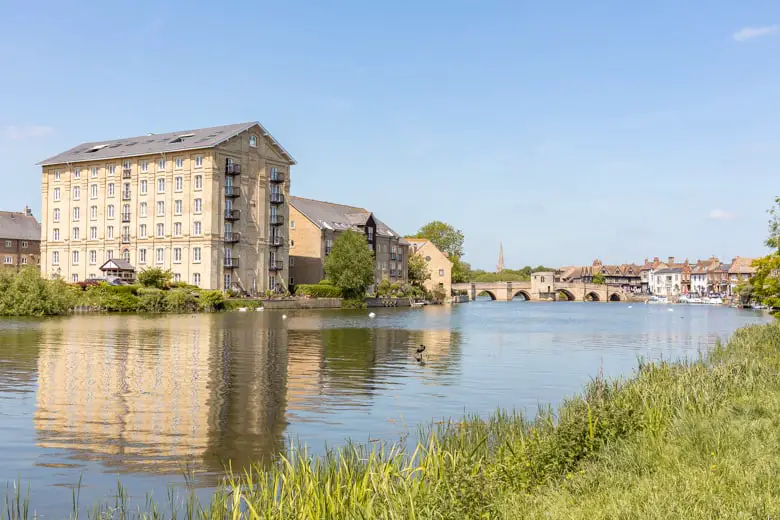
[{"xmin": 452, "ymin": 281, "xmax": 626, "ymax": 302}]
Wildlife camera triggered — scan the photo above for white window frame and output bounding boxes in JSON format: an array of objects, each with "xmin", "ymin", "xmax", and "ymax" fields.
[
  {"xmin": 107, "ymin": 204, "xmax": 115, "ymax": 219},
  {"xmin": 140, "ymin": 180, "xmax": 148, "ymax": 195},
  {"xmin": 157, "ymin": 201, "xmax": 164, "ymax": 216},
  {"xmin": 72, "ymin": 186, "xmax": 80, "ymax": 200},
  {"xmin": 193, "ymin": 273, "xmax": 201, "ymax": 286},
  {"xmin": 156, "ymin": 223, "xmax": 164, "ymax": 237},
  {"xmin": 194, "ymin": 198, "xmax": 202, "ymax": 214},
  {"xmin": 175, "ymin": 176, "xmax": 183, "ymax": 192},
  {"xmin": 141, "ymin": 161, "xmax": 148, "ymax": 172},
  {"xmin": 108, "ymin": 165, "xmax": 116, "ymax": 176},
  {"xmin": 107, "ymin": 226, "xmax": 114, "ymax": 239},
  {"xmin": 193, "ymin": 221, "xmax": 201, "ymax": 236},
  {"xmin": 53, "ymin": 228, "xmax": 60, "ymax": 241},
  {"xmin": 90, "ymin": 184, "xmax": 98, "ymax": 199},
  {"xmin": 156, "ymin": 248, "xmax": 164, "ymax": 264},
  {"xmin": 73, "ymin": 167, "xmax": 81, "ymax": 179},
  {"xmin": 91, "ymin": 167, "xmax": 98, "ymax": 178},
  {"xmin": 53, "ymin": 208, "xmax": 60, "ymax": 222},
  {"xmin": 175, "ymin": 157, "xmax": 183, "ymax": 169},
  {"xmin": 249, "ymin": 135, "xmax": 257, "ymax": 147},
  {"xmin": 139, "ymin": 248, "xmax": 147, "ymax": 264},
  {"xmin": 173, "ymin": 247, "xmax": 182, "ymax": 263},
  {"xmin": 174, "ymin": 199, "xmax": 182, "ymax": 215},
  {"xmin": 173, "ymin": 222, "xmax": 182, "ymax": 237},
  {"xmin": 195, "ymin": 156, "xmax": 203, "ymax": 168},
  {"xmin": 52, "ymin": 251, "xmax": 60, "ymax": 265},
  {"xmin": 54, "ymin": 170, "xmax": 61, "ymax": 181},
  {"xmin": 72, "ymin": 207, "xmax": 80, "ymax": 221},
  {"xmin": 108, "ymin": 183, "xmax": 115, "ymax": 197},
  {"xmin": 194, "ymin": 175, "xmax": 202, "ymax": 190},
  {"xmin": 53, "ymin": 187, "xmax": 61, "ymax": 201},
  {"xmin": 157, "ymin": 178, "xmax": 165, "ymax": 193},
  {"xmin": 72, "ymin": 250, "xmax": 79, "ymax": 265},
  {"xmin": 193, "ymin": 247, "xmax": 201, "ymax": 263},
  {"xmin": 140, "ymin": 224, "xmax": 147, "ymax": 238},
  {"xmin": 140, "ymin": 202, "xmax": 147, "ymax": 217},
  {"xmin": 158, "ymin": 159, "xmax": 166, "ymax": 172}
]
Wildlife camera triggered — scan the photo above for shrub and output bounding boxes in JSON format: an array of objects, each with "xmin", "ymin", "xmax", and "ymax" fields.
[
  {"xmin": 0, "ymin": 268, "xmax": 77, "ymax": 316},
  {"xmin": 199, "ymin": 290, "xmax": 225, "ymax": 312},
  {"xmin": 342, "ymin": 298, "xmax": 367, "ymax": 309},
  {"xmin": 223, "ymin": 298, "xmax": 263, "ymax": 310},
  {"xmin": 137, "ymin": 287, "xmax": 166, "ymax": 312},
  {"xmin": 82, "ymin": 283, "xmax": 139, "ymax": 312},
  {"xmin": 295, "ymin": 283, "xmax": 343, "ymax": 298},
  {"xmin": 136, "ymin": 267, "xmax": 173, "ymax": 289},
  {"xmin": 165, "ymin": 288, "xmax": 198, "ymax": 313}
]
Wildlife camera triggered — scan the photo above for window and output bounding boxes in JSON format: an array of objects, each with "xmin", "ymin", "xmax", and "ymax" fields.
[
  {"xmin": 91, "ymin": 167, "xmax": 98, "ymax": 178},
  {"xmin": 71, "ymin": 274, "xmax": 78, "ymax": 283},
  {"xmin": 108, "ymin": 183, "xmax": 115, "ymax": 197},
  {"xmin": 3, "ymin": 256, "xmax": 10, "ymax": 265},
  {"xmin": 72, "ymin": 207, "xmax": 80, "ymax": 221},
  {"xmin": 290, "ymin": 220, "xmax": 295, "ymax": 230},
  {"xmin": 72, "ymin": 186, "xmax": 80, "ymax": 200},
  {"xmin": 53, "ymin": 228, "xmax": 60, "ymax": 241},
  {"xmin": 174, "ymin": 273, "xmax": 181, "ymax": 282},
  {"xmin": 194, "ymin": 198, "xmax": 202, "ymax": 213},
  {"xmin": 140, "ymin": 180, "xmax": 148, "ymax": 195},
  {"xmin": 123, "ymin": 160, "xmax": 131, "ymax": 170},
  {"xmin": 139, "ymin": 224, "xmax": 147, "ymax": 238},
  {"xmin": 195, "ymin": 156, "xmax": 203, "ymax": 168},
  {"xmin": 107, "ymin": 226, "xmax": 114, "ymax": 239},
  {"xmin": 21, "ymin": 241, "xmax": 27, "ymax": 248},
  {"xmin": 193, "ymin": 221, "xmax": 201, "ymax": 236},
  {"xmin": 290, "ymin": 239, "xmax": 295, "ymax": 248},
  {"xmin": 3, "ymin": 239, "xmax": 10, "ymax": 248},
  {"xmin": 193, "ymin": 247, "xmax": 201, "ymax": 263},
  {"xmin": 249, "ymin": 135, "xmax": 257, "ymax": 147},
  {"xmin": 122, "ymin": 249, "xmax": 130, "ymax": 261},
  {"xmin": 20, "ymin": 257, "xmax": 27, "ymax": 265},
  {"xmin": 139, "ymin": 248, "xmax": 147, "ymax": 264},
  {"xmin": 106, "ymin": 250, "xmax": 113, "ymax": 260},
  {"xmin": 193, "ymin": 273, "xmax": 201, "ymax": 286},
  {"xmin": 89, "ymin": 250, "xmax": 97, "ymax": 265},
  {"xmin": 174, "ymin": 199, "xmax": 182, "ymax": 215},
  {"xmin": 325, "ymin": 239, "xmax": 333, "ymax": 255},
  {"xmin": 90, "ymin": 184, "xmax": 98, "ymax": 199},
  {"xmin": 157, "ymin": 178, "xmax": 165, "ymax": 193},
  {"xmin": 107, "ymin": 204, "xmax": 115, "ymax": 218},
  {"xmin": 53, "ymin": 187, "xmax": 61, "ymax": 201},
  {"xmin": 90, "ymin": 227, "xmax": 97, "ymax": 240},
  {"xmin": 157, "ymin": 201, "xmax": 164, "ymax": 216},
  {"xmin": 174, "ymin": 222, "xmax": 182, "ymax": 236},
  {"xmin": 54, "ymin": 170, "xmax": 61, "ymax": 181},
  {"xmin": 156, "ymin": 223, "xmax": 164, "ymax": 237},
  {"xmin": 52, "ymin": 251, "xmax": 59, "ymax": 265},
  {"xmin": 367, "ymin": 227, "xmax": 374, "ymax": 241},
  {"xmin": 156, "ymin": 248, "xmax": 164, "ymax": 264},
  {"xmin": 138, "ymin": 202, "xmax": 146, "ymax": 218},
  {"xmin": 72, "ymin": 250, "xmax": 79, "ymax": 265},
  {"xmin": 439, "ymin": 269, "xmax": 445, "ymax": 277},
  {"xmin": 72, "ymin": 227, "xmax": 80, "ymax": 240},
  {"xmin": 173, "ymin": 247, "xmax": 182, "ymax": 263},
  {"xmin": 289, "ymin": 257, "xmax": 295, "ymax": 267},
  {"xmin": 158, "ymin": 159, "xmax": 166, "ymax": 172},
  {"xmin": 108, "ymin": 165, "xmax": 116, "ymax": 176},
  {"xmin": 194, "ymin": 175, "xmax": 202, "ymax": 190},
  {"xmin": 175, "ymin": 176, "xmax": 183, "ymax": 192},
  {"xmin": 53, "ymin": 208, "xmax": 60, "ymax": 222},
  {"xmin": 73, "ymin": 167, "xmax": 81, "ymax": 179},
  {"xmin": 141, "ymin": 161, "xmax": 148, "ymax": 172},
  {"xmin": 175, "ymin": 157, "xmax": 183, "ymax": 169}
]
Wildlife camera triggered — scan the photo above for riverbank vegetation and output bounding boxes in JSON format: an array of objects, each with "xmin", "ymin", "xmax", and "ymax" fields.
[
  {"xmin": 744, "ymin": 197, "xmax": 780, "ymax": 314},
  {"xmin": 5, "ymin": 321, "xmax": 779, "ymax": 518}
]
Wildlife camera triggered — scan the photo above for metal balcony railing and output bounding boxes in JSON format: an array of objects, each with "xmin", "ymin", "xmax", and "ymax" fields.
[
  {"xmin": 225, "ymin": 209, "xmax": 241, "ymax": 221},
  {"xmin": 225, "ymin": 164, "xmax": 241, "ymax": 175},
  {"xmin": 224, "ymin": 232, "xmax": 241, "ymax": 243},
  {"xmin": 225, "ymin": 185, "xmax": 240, "ymax": 198},
  {"xmin": 224, "ymin": 257, "xmax": 239, "ymax": 268},
  {"xmin": 270, "ymin": 193, "xmax": 284, "ymax": 204}
]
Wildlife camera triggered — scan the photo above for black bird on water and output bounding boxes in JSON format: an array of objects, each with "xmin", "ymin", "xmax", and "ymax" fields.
[
  {"xmin": 416, "ymin": 344, "xmax": 426, "ymax": 354},
  {"xmin": 414, "ymin": 344, "xmax": 426, "ymax": 363}
]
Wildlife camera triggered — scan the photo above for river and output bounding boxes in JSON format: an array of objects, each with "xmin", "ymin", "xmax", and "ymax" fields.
[{"xmin": 0, "ymin": 300, "xmax": 769, "ymax": 513}]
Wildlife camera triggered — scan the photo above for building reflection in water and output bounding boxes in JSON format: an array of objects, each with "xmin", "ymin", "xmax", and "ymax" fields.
[{"xmin": 23, "ymin": 312, "xmax": 461, "ymax": 483}]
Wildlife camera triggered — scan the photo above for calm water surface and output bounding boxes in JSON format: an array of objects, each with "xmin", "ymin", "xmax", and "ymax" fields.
[{"xmin": 0, "ymin": 300, "xmax": 769, "ymax": 513}]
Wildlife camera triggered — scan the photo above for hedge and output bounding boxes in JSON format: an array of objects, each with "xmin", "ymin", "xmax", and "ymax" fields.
[{"xmin": 295, "ymin": 284, "xmax": 343, "ymax": 298}]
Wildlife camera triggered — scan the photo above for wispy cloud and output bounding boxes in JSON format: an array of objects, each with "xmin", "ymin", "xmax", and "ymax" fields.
[
  {"xmin": 4, "ymin": 124, "xmax": 54, "ymax": 140},
  {"xmin": 708, "ymin": 209, "xmax": 736, "ymax": 221},
  {"xmin": 732, "ymin": 25, "xmax": 778, "ymax": 42}
]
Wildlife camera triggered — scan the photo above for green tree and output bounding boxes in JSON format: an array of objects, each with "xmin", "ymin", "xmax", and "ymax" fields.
[
  {"xmin": 451, "ymin": 257, "xmax": 471, "ymax": 284},
  {"xmin": 324, "ymin": 229, "xmax": 375, "ymax": 299},
  {"xmin": 767, "ymin": 196, "xmax": 780, "ymax": 252},
  {"xmin": 408, "ymin": 253, "xmax": 431, "ymax": 288},
  {"xmin": 137, "ymin": 267, "xmax": 173, "ymax": 289},
  {"xmin": 592, "ymin": 273, "xmax": 606, "ymax": 285},
  {"xmin": 414, "ymin": 221, "xmax": 464, "ymax": 258},
  {"xmin": 748, "ymin": 197, "xmax": 780, "ymax": 311}
]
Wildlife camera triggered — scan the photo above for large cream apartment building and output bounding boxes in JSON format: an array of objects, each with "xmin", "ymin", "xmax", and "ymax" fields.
[{"xmin": 38, "ymin": 122, "xmax": 294, "ymax": 293}]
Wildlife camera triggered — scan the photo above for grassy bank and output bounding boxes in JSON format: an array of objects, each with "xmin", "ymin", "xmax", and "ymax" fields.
[{"xmin": 4, "ymin": 321, "xmax": 780, "ymax": 519}]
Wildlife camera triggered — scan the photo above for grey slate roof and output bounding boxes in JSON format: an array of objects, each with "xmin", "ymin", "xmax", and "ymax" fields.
[
  {"xmin": 0, "ymin": 211, "xmax": 41, "ymax": 241},
  {"xmin": 100, "ymin": 259, "xmax": 134, "ymax": 271},
  {"xmin": 38, "ymin": 121, "xmax": 295, "ymax": 166},
  {"xmin": 290, "ymin": 196, "xmax": 404, "ymax": 240},
  {"xmin": 655, "ymin": 267, "xmax": 683, "ymax": 274}
]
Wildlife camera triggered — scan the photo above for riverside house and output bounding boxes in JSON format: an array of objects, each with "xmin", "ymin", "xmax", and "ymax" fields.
[
  {"xmin": 406, "ymin": 238, "xmax": 452, "ymax": 297},
  {"xmin": 0, "ymin": 206, "xmax": 41, "ymax": 270}
]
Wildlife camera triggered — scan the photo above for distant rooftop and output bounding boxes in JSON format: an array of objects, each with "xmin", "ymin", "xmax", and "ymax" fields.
[
  {"xmin": 0, "ymin": 209, "xmax": 41, "ymax": 241},
  {"xmin": 290, "ymin": 196, "xmax": 405, "ymax": 241},
  {"xmin": 38, "ymin": 121, "xmax": 295, "ymax": 166}
]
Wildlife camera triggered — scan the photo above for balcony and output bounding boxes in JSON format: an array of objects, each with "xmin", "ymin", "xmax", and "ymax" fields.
[
  {"xmin": 121, "ymin": 235, "xmax": 130, "ymax": 244},
  {"xmin": 122, "ymin": 191, "xmax": 131, "ymax": 200},
  {"xmin": 224, "ymin": 232, "xmax": 241, "ymax": 243},
  {"xmin": 270, "ymin": 170, "xmax": 285, "ymax": 183},
  {"xmin": 270, "ymin": 214, "xmax": 284, "ymax": 226},
  {"xmin": 270, "ymin": 235, "xmax": 284, "ymax": 246},
  {"xmin": 390, "ymin": 253, "xmax": 398, "ymax": 260},
  {"xmin": 224, "ymin": 257, "xmax": 239, "ymax": 268},
  {"xmin": 270, "ymin": 193, "xmax": 285, "ymax": 204},
  {"xmin": 121, "ymin": 213, "xmax": 131, "ymax": 223},
  {"xmin": 225, "ymin": 185, "xmax": 240, "ymax": 198},
  {"xmin": 224, "ymin": 209, "xmax": 241, "ymax": 221},
  {"xmin": 122, "ymin": 169, "xmax": 132, "ymax": 179},
  {"xmin": 225, "ymin": 163, "xmax": 241, "ymax": 175},
  {"xmin": 269, "ymin": 259, "xmax": 284, "ymax": 271}
]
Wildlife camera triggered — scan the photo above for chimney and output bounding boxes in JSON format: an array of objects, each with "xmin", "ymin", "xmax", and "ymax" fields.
[
  {"xmin": 653, "ymin": 257, "xmax": 659, "ymax": 263},
  {"xmin": 24, "ymin": 205, "xmax": 31, "ymax": 217},
  {"xmin": 668, "ymin": 256, "xmax": 675, "ymax": 265}
]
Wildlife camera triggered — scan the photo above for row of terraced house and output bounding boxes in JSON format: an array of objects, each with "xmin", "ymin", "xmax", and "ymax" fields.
[
  {"xmin": 559, "ymin": 256, "xmax": 756, "ymax": 297},
  {"xmin": 30, "ymin": 121, "xmax": 423, "ymax": 294}
]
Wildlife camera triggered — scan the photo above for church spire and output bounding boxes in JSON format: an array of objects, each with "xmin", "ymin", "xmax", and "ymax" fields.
[{"xmin": 497, "ymin": 241, "xmax": 504, "ymax": 273}]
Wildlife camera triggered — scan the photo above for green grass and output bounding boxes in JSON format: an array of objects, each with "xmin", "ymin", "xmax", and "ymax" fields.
[{"xmin": 4, "ymin": 321, "xmax": 780, "ymax": 519}]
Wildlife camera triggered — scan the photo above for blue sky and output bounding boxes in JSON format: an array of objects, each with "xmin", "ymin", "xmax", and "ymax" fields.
[{"xmin": 1, "ymin": 1, "xmax": 778, "ymax": 269}]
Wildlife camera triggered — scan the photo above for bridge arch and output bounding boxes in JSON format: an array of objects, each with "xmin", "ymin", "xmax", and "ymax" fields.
[
  {"xmin": 609, "ymin": 293, "xmax": 622, "ymax": 302},
  {"xmin": 585, "ymin": 291, "xmax": 601, "ymax": 302},
  {"xmin": 512, "ymin": 290, "xmax": 531, "ymax": 301},
  {"xmin": 477, "ymin": 290, "xmax": 497, "ymax": 301},
  {"xmin": 556, "ymin": 289, "xmax": 575, "ymax": 301}
]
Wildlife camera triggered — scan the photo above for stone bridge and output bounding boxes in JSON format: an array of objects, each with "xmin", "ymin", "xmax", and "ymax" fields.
[{"xmin": 452, "ymin": 278, "xmax": 626, "ymax": 302}]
